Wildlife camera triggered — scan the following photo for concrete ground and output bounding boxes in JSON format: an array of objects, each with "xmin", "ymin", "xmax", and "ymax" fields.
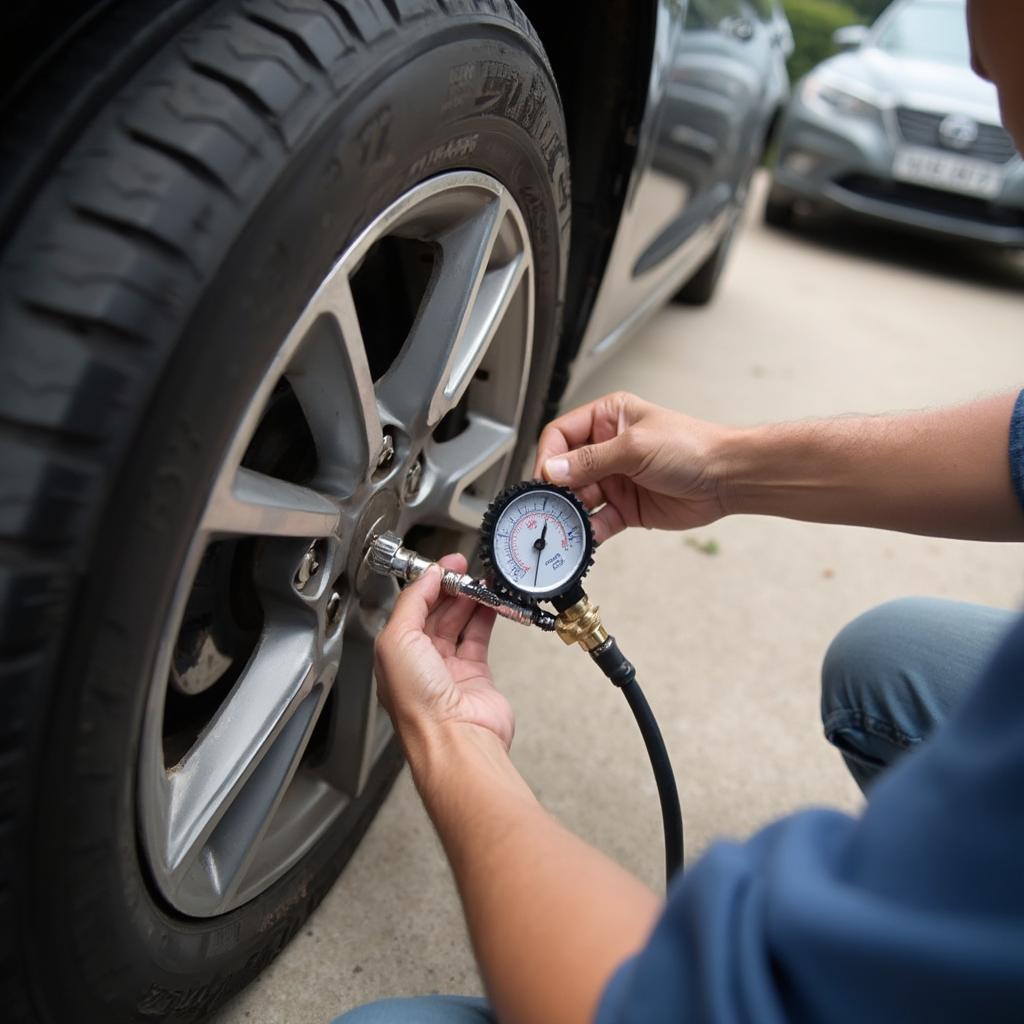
[{"xmin": 217, "ymin": 177, "xmax": 1024, "ymax": 1023}]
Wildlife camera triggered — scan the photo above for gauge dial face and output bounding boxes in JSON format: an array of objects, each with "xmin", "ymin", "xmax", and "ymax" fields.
[{"xmin": 490, "ymin": 488, "xmax": 589, "ymax": 598}]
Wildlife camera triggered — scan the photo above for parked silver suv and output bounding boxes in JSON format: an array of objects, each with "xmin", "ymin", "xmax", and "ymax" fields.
[{"xmin": 766, "ymin": 0, "xmax": 1024, "ymax": 247}]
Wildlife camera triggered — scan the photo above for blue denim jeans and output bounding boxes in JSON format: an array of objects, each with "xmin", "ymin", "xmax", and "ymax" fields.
[
  {"xmin": 331, "ymin": 996, "xmax": 493, "ymax": 1023},
  {"xmin": 820, "ymin": 596, "xmax": 1015, "ymax": 791},
  {"xmin": 333, "ymin": 597, "xmax": 1014, "ymax": 1023}
]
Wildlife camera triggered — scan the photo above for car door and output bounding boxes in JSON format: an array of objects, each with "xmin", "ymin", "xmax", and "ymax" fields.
[{"xmin": 568, "ymin": 0, "xmax": 775, "ymax": 384}]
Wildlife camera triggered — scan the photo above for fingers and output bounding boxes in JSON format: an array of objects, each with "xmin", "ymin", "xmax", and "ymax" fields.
[
  {"xmin": 456, "ymin": 604, "xmax": 498, "ymax": 663},
  {"xmin": 542, "ymin": 431, "xmax": 641, "ymax": 490},
  {"xmin": 533, "ymin": 393, "xmax": 636, "ymax": 477},
  {"xmin": 534, "ymin": 405, "xmax": 600, "ymax": 477},
  {"xmin": 382, "ymin": 562, "xmax": 443, "ymax": 640},
  {"xmin": 534, "ymin": 393, "xmax": 648, "ymax": 489},
  {"xmin": 425, "ymin": 553, "xmax": 479, "ymax": 652},
  {"xmin": 440, "ymin": 553, "xmax": 469, "ymax": 573},
  {"xmin": 590, "ymin": 503, "xmax": 628, "ymax": 544},
  {"xmin": 533, "ymin": 423, "xmax": 569, "ymax": 478},
  {"xmin": 576, "ymin": 481, "xmax": 606, "ymax": 512},
  {"xmin": 426, "ymin": 551, "xmax": 468, "ymax": 594}
]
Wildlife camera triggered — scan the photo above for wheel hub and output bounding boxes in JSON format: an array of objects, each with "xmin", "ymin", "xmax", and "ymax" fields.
[{"xmin": 350, "ymin": 487, "xmax": 401, "ymax": 599}]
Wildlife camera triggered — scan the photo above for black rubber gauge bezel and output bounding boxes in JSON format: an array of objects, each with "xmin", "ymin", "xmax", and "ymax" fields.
[{"xmin": 480, "ymin": 480, "xmax": 594, "ymax": 605}]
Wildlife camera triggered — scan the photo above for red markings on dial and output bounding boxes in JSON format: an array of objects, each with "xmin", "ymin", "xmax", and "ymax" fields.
[{"xmin": 507, "ymin": 512, "xmax": 568, "ymax": 572}]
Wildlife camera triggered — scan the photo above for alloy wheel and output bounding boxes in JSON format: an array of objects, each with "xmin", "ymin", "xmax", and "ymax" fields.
[{"xmin": 137, "ymin": 171, "xmax": 535, "ymax": 917}]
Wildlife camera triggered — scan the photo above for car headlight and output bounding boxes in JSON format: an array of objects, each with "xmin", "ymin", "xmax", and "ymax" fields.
[{"xmin": 802, "ymin": 71, "xmax": 883, "ymax": 120}]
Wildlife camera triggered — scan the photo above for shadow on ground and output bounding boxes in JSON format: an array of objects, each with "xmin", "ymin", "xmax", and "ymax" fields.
[{"xmin": 766, "ymin": 213, "xmax": 1024, "ymax": 295}]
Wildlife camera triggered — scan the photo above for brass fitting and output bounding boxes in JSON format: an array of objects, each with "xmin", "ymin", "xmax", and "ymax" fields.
[{"xmin": 555, "ymin": 595, "xmax": 609, "ymax": 652}]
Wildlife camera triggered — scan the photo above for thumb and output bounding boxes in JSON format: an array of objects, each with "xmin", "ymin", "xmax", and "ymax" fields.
[
  {"xmin": 543, "ymin": 433, "xmax": 638, "ymax": 487},
  {"xmin": 387, "ymin": 564, "xmax": 443, "ymax": 635}
]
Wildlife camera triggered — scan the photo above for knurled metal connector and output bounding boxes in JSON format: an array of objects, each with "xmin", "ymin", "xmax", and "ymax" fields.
[
  {"xmin": 368, "ymin": 530, "xmax": 404, "ymax": 576},
  {"xmin": 554, "ymin": 595, "xmax": 609, "ymax": 652},
  {"xmin": 369, "ymin": 530, "xmax": 434, "ymax": 582}
]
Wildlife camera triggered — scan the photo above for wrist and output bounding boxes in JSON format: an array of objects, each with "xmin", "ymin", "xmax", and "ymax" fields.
[
  {"xmin": 400, "ymin": 717, "xmax": 528, "ymax": 796},
  {"xmin": 709, "ymin": 423, "xmax": 763, "ymax": 517},
  {"xmin": 713, "ymin": 421, "xmax": 817, "ymax": 518}
]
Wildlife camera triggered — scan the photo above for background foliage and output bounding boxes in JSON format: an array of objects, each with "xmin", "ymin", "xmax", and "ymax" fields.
[
  {"xmin": 781, "ymin": 0, "xmax": 892, "ymax": 82},
  {"xmin": 846, "ymin": 0, "xmax": 890, "ymax": 19}
]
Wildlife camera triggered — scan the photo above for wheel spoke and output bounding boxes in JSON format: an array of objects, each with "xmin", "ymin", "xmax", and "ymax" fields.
[
  {"xmin": 377, "ymin": 197, "xmax": 522, "ymax": 431},
  {"xmin": 203, "ymin": 467, "xmax": 340, "ymax": 538},
  {"xmin": 161, "ymin": 627, "xmax": 324, "ymax": 895},
  {"xmin": 185, "ymin": 687, "xmax": 325, "ymax": 912},
  {"xmin": 286, "ymin": 274, "xmax": 384, "ymax": 495},
  {"xmin": 415, "ymin": 413, "xmax": 518, "ymax": 529},
  {"xmin": 429, "ymin": 250, "xmax": 528, "ymax": 424},
  {"xmin": 315, "ymin": 629, "xmax": 383, "ymax": 799}
]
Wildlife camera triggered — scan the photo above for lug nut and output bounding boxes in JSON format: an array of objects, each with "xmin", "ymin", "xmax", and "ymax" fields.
[
  {"xmin": 294, "ymin": 542, "xmax": 321, "ymax": 592},
  {"xmin": 326, "ymin": 589, "xmax": 344, "ymax": 630},
  {"xmin": 403, "ymin": 458, "xmax": 423, "ymax": 501},
  {"xmin": 377, "ymin": 432, "xmax": 396, "ymax": 470}
]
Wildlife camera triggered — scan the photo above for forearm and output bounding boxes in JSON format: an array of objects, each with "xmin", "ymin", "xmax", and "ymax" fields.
[
  {"xmin": 404, "ymin": 721, "xmax": 661, "ymax": 1024},
  {"xmin": 717, "ymin": 392, "xmax": 1024, "ymax": 540}
]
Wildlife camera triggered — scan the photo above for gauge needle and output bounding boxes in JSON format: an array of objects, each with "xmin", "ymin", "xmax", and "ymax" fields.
[{"xmin": 533, "ymin": 522, "xmax": 548, "ymax": 586}]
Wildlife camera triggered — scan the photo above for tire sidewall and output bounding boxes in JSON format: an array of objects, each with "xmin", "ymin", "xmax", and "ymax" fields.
[{"xmin": 30, "ymin": 16, "xmax": 568, "ymax": 1022}]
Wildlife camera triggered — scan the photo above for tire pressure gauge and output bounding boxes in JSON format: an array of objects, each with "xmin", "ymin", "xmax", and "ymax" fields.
[
  {"xmin": 368, "ymin": 480, "xmax": 683, "ymax": 884},
  {"xmin": 480, "ymin": 481, "xmax": 594, "ymax": 609}
]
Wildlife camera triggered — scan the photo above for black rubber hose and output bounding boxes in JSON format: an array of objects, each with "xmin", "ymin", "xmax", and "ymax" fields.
[
  {"xmin": 590, "ymin": 638, "xmax": 684, "ymax": 884},
  {"xmin": 620, "ymin": 679, "xmax": 684, "ymax": 883}
]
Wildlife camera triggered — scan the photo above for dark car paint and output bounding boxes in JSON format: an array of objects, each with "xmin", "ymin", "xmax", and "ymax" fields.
[{"xmin": 568, "ymin": 0, "xmax": 789, "ymax": 384}]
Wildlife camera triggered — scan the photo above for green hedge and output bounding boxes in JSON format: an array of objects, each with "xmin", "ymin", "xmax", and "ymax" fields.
[
  {"xmin": 847, "ymin": 0, "xmax": 889, "ymax": 20},
  {"xmin": 782, "ymin": 0, "xmax": 864, "ymax": 83}
]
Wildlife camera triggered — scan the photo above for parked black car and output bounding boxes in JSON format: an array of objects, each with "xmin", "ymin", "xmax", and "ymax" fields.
[{"xmin": 0, "ymin": 1, "xmax": 787, "ymax": 1020}]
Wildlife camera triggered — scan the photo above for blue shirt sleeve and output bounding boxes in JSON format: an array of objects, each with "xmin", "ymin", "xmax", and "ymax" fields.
[
  {"xmin": 1009, "ymin": 390, "xmax": 1024, "ymax": 514},
  {"xmin": 597, "ymin": 613, "xmax": 1024, "ymax": 1024}
]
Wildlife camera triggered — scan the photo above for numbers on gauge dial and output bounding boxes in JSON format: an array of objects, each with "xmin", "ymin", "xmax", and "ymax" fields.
[{"xmin": 491, "ymin": 490, "xmax": 587, "ymax": 597}]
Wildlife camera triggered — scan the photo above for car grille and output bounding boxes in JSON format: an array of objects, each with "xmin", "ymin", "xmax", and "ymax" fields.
[
  {"xmin": 837, "ymin": 174, "xmax": 1024, "ymax": 228},
  {"xmin": 895, "ymin": 107, "xmax": 1018, "ymax": 164}
]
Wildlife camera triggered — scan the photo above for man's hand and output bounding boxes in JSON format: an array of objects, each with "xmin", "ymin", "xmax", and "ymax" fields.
[
  {"xmin": 533, "ymin": 391, "xmax": 731, "ymax": 543},
  {"xmin": 374, "ymin": 553, "xmax": 513, "ymax": 750},
  {"xmin": 535, "ymin": 390, "xmax": 1024, "ymax": 543},
  {"xmin": 375, "ymin": 557, "xmax": 660, "ymax": 1024}
]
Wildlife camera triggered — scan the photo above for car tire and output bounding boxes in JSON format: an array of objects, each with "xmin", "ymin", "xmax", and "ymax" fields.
[
  {"xmin": 670, "ymin": 217, "xmax": 738, "ymax": 307},
  {"xmin": 672, "ymin": 160, "xmax": 758, "ymax": 308},
  {"xmin": 763, "ymin": 184, "xmax": 795, "ymax": 228},
  {"xmin": 0, "ymin": 1, "xmax": 569, "ymax": 1021}
]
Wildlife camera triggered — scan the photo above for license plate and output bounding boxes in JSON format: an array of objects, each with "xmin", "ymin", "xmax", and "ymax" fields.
[{"xmin": 893, "ymin": 146, "xmax": 1004, "ymax": 199}]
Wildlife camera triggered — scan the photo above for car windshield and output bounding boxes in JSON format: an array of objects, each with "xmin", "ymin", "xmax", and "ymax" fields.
[{"xmin": 874, "ymin": 1, "xmax": 970, "ymax": 66}]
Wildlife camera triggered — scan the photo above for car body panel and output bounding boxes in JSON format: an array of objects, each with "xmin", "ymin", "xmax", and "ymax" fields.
[
  {"xmin": 567, "ymin": 0, "xmax": 789, "ymax": 391},
  {"xmin": 770, "ymin": 0, "xmax": 1024, "ymax": 247}
]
